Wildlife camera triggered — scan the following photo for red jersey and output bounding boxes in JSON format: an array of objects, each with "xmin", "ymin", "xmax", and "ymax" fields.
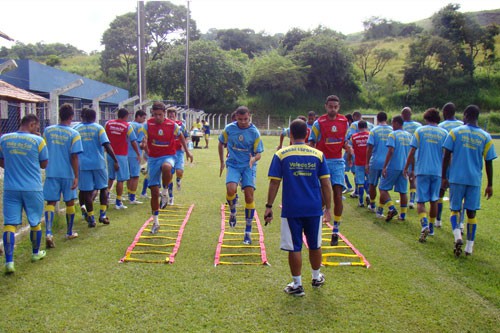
[
  {"xmin": 145, "ymin": 118, "xmax": 179, "ymax": 158},
  {"xmin": 313, "ymin": 114, "xmax": 349, "ymax": 159},
  {"xmin": 351, "ymin": 131, "xmax": 370, "ymax": 166},
  {"xmin": 105, "ymin": 119, "xmax": 132, "ymax": 156}
]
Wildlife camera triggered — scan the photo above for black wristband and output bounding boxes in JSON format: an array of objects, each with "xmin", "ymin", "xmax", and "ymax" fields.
[{"xmin": 265, "ymin": 204, "xmax": 272, "ymax": 208}]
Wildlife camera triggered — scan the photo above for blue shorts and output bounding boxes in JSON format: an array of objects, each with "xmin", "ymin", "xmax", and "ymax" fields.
[
  {"xmin": 326, "ymin": 159, "xmax": 345, "ymax": 188},
  {"xmin": 148, "ymin": 155, "xmax": 176, "ymax": 187},
  {"xmin": 449, "ymin": 183, "xmax": 481, "ymax": 211},
  {"xmin": 379, "ymin": 169, "xmax": 407, "ymax": 193},
  {"xmin": 174, "ymin": 150, "xmax": 185, "ymax": 171},
  {"xmin": 226, "ymin": 165, "xmax": 255, "ymax": 189},
  {"xmin": 107, "ymin": 155, "xmax": 130, "ymax": 182},
  {"xmin": 354, "ymin": 165, "xmax": 367, "ymax": 185},
  {"xmin": 3, "ymin": 190, "xmax": 44, "ymax": 227},
  {"xmin": 368, "ymin": 168, "xmax": 382, "ymax": 186},
  {"xmin": 79, "ymin": 169, "xmax": 108, "ymax": 191},
  {"xmin": 43, "ymin": 177, "xmax": 77, "ymax": 202},
  {"xmin": 280, "ymin": 216, "xmax": 322, "ymax": 251},
  {"xmin": 416, "ymin": 175, "xmax": 441, "ymax": 203},
  {"xmin": 128, "ymin": 156, "xmax": 141, "ymax": 178}
]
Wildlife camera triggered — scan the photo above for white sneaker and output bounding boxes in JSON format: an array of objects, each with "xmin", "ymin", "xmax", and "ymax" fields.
[
  {"xmin": 150, "ymin": 222, "xmax": 160, "ymax": 234},
  {"xmin": 129, "ymin": 200, "xmax": 143, "ymax": 205},
  {"xmin": 115, "ymin": 204, "xmax": 128, "ymax": 210},
  {"xmin": 409, "ymin": 202, "xmax": 415, "ymax": 209},
  {"xmin": 376, "ymin": 213, "xmax": 385, "ymax": 219},
  {"xmin": 168, "ymin": 197, "xmax": 174, "ymax": 205},
  {"xmin": 435, "ymin": 219, "xmax": 442, "ymax": 228},
  {"xmin": 368, "ymin": 206, "xmax": 376, "ymax": 213},
  {"xmin": 140, "ymin": 193, "xmax": 150, "ymax": 199},
  {"xmin": 160, "ymin": 194, "xmax": 168, "ymax": 209}
]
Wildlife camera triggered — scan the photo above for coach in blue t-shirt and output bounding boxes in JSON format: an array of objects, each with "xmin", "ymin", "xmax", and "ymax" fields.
[{"xmin": 265, "ymin": 119, "xmax": 331, "ymax": 297}]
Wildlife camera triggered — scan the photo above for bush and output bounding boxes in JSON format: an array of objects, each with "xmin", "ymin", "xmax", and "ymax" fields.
[{"xmin": 486, "ymin": 112, "xmax": 500, "ymax": 134}]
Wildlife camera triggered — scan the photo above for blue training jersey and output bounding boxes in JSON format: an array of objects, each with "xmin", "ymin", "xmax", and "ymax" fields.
[
  {"xmin": 268, "ymin": 143, "xmax": 330, "ymax": 218},
  {"xmin": 439, "ymin": 119, "xmax": 463, "ymax": 133},
  {"xmin": 386, "ymin": 129, "xmax": 411, "ymax": 170},
  {"xmin": 43, "ymin": 124, "xmax": 83, "ymax": 178},
  {"xmin": 367, "ymin": 124, "xmax": 392, "ymax": 169},
  {"xmin": 0, "ymin": 132, "xmax": 48, "ymax": 191},
  {"xmin": 219, "ymin": 122, "xmax": 263, "ymax": 168},
  {"xmin": 127, "ymin": 121, "xmax": 146, "ymax": 158},
  {"xmin": 410, "ymin": 125, "xmax": 448, "ymax": 176},
  {"xmin": 74, "ymin": 122, "xmax": 109, "ymax": 171},
  {"xmin": 443, "ymin": 124, "xmax": 497, "ymax": 186},
  {"xmin": 403, "ymin": 121, "xmax": 422, "ymax": 135}
]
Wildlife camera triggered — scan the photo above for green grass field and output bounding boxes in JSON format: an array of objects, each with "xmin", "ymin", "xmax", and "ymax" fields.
[{"xmin": 1, "ymin": 136, "xmax": 499, "ymax": 332}]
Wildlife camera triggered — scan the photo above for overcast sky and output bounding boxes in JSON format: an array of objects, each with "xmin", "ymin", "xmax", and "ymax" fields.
[{"xmin": 0, "ymin": 0, "xmax": 498, "ymax": 53}]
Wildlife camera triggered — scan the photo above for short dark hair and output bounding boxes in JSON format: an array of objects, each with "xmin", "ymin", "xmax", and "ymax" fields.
[
  {"xmin": 290, "ymin": 119, "xmax": 307, "ymax": 140},
  {"xmin": 424, "ymin": 108, "xmax": 440, "ymax": 124},
  {"xmin": 59, "ymin": 103, "xmax": 74, "ymax": 121},
  {"xmin": 235, "ymin": 106, "xmax": 249, "ymax": 115},
  {"xmin": 135, "ymin": 110, "xmax": 147, "ymax": 118},
  {"xmin": 464, "ymin": 105, "xmax": 480, "ymax": 122},
  {"xmin": 345, "ymin": 114, "xmax": 353, "ymax": 122},
  {"xmin": 297, "ymin": 115, "xmax": 307, "ymax": 122},
  {"xmin": 117, "ymin": 108, "xmax": 129, "ymax": 119},
  {"xmin": 358, "ymin": 120, "xmax": 368, "ymax": 129},
  {"xmin": 325, "ymin": 95, "xmax": 340, "ymax": 104},
  {"xmin": 377, "ymin": 111, "xmax": 387, "ymax": 123},
  {"xmin": 392, "ymin": 115, "xmax": 404, "ymax": 126},
  {"xmin": 401, "ymin": 107, "xmax": 412, "ymax": 120},
  {"xmin": 352, "ymin": 111, "xmax": 362, "ymax": 120},
  {"xmin": 307, "ymin": 110, "xmax": 316, "ymax": 117},
  {"xmin": 21, "ymin": 114, "xmax": 39, "ymax": 126},
  {"xmin": 83, "ymin": 108, "xmax": 96, "ymax": 122},
  {"xmin": 442, "ymin": 102, "xmax": 456, "ymax": 120},
  {"xmin": 152, "ymin": 101, "xmax": 166, "ymax": 111}
]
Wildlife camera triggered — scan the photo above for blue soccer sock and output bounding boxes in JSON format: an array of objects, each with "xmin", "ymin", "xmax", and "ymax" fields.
[
  {"xmin": 344, "ymin": 174, "xmax": 352, "ymax": 189},
  {"xmin": 3, "ymin": 225, "xmax": 16, "ymax": 263},
  {"xmin": 400, "ymin": 205, "xmax": 407, "ymax": 219},
  {"xmin": 333, "ymin": 216, "xmax": 341, "ymax": 234},
  {"xmin": 245, "ymin": 202, "xmax": 255, "ymax": 233},
  {"xmin": 44, "ymin": 204, "xmax": 55, "ymax": 236},
  {"xmin": 141, "ymin": 178, "xmax": 149, "ymax": 195},
  {"xmin": 358, "ymin": 185, "xmax": 365, "ymax": 205},
  {"xmin": 168, "ymin": 182, "xmax": 174, "ymax": 199},
  {"xmin": 386, "ymin": 200, "xmax": 396, "ymax": 212},
  {"xmin": 66, "ymin": 206, "xmax": 75, "ymax": 235},
  {"xmin": 99, "ymin": 205, "xmax": 107, "ymax": 218},
  {"xmin": 466, "ymin": 218, "xmax": 477, "ymax": 241},
  {"xmin": 437, "ymin": 198, "xmax": 443, "ymax": 220},
  {"xmin": 419, "ymin": 212, "xmax": 428, "ymax": 229},
  {"xmin": 116, "ymin": 196, "xmax": 123, "ymax": 206},
  {"xmin": 30, "ymin": 224, "xmax": 42, "ymax": 254},
  {"xmin": 128, "ymin": 191, "xmax": 136, "ymax": 202},
  {"xmin": 410, "ymin": 189, "xmax": 416, "ymax": 203},
  {"xmin": 450, "ymin": 211, "xmax": 460, "ymax": 230},
  {"xmin": 226, "ymin": 193, "xmax": 237, "ymax": 214}
]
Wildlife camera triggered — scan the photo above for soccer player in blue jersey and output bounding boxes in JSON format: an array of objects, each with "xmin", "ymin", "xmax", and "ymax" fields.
[
  {"xmin": 401, "ymin": 107, "xmax": 422, "ymax": 209},
  {"xmin": 126, "ymin": 110, "xmax": 147, "ymax": 205},
  {"xmin": 167, "ymin": 107, "xmax": 189, "ymax": 203},
  {"xmin": 442, "ymin": 105, "xmax": 497, "ymax": 257},
  {"xmin": 202, "ymin": 119, "xmax": 210, "ymax": 149},
  {"xmin": 404, "ymin": 109, "xmax": 448, "ymax": 242},
  {"xmin": 380, "ymin": 116, "xmax": 412, "ymax": 222},
  {"xmin": 0, "ymin": 115, "xmax": 48, "ymax": 273},
  {"xmin": 43, "ymin": 104, "xmax": 83, "ymax": 248},
  {"xmin": 265, "ymin": 119, "xmax": 331, "ymax": 296},
  {"xmin": 365, "ymin": 112, "xmax": 392, "ymax": 215},
  {"xmin": 437, "ymin": 102, "xmax": 464, "ymax": 227},
  {"xmin": 219, "ymin": 106, "xmax": 263, "ymax": 245},
  {"xmin": 74, "ymin": 108, "xmax": 119, "ymax": 227}
]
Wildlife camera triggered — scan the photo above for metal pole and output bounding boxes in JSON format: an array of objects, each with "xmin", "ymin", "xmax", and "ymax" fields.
[
  {"xmin": 137, "ymin": 1, "xmax": 147, "ymax": 107},
  {"xmin": 185, "ymin": 0, "xmax": 190, "ymax": 108}
]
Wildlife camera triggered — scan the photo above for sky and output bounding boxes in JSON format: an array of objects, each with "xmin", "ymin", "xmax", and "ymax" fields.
[{"xmin": 0, "ymin": 0, "xmax": 498, "ymax": 53}]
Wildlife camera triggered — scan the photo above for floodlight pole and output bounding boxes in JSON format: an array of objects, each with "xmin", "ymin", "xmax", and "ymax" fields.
[
  {"xmin": 137, "ymin": 1, "xmax": 147, "ymax": 108},
  {"xmin": 185, "ymin": 0, "xmax": 190, "ymax": 108}
]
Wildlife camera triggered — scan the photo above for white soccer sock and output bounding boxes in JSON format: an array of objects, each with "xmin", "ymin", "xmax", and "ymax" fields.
[
  {"xmin": 292, "ymin": 275, "xmax": 302, "ymax": 288},
  {"xmin": 312, "ymin": 269, "xmax": 321, "ymax": 280},
  {"xmin": 453, "ymin": 228, "xmax": 462, "ymax": 242},
  {"xmin": 465, "ymin": 240, "xmax": 474, "ymax": 254}
]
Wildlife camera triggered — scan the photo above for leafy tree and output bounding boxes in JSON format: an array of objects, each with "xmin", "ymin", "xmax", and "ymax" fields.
[
  {"xmin": 214, "ymin": 28, "xmax": 278, "ymax": 58},
  {"xmin": 280, "ymin": 28, "xmax": 312, "ymax": 53},
  {"xmin": 100, "ymin": 12, "xmax": 137, "ymax": 92},
  {"xmin": 145, "ymin": 1, "xmax": 199, "ymax": 61},
  {"xmin": 247, "ymin": 49, "xmax": 307, "ymax": 103},
  {"xmin": 291, "ymin": 34, "xmax": 359, "ymax": 100},
  {"xmin": 353, "ymin": 43, "xmax": 397, "ymax": 82},
  {"xmin": 363, "ymin": 16, "xmax": 423, "ymax": 40},
  {"xmin": 147, "ymin": 40, "xmax": 246, "ymax": 112},
  {"xmin": 46, "ymin": 55, "xmax": 61, "ymax": 67}
]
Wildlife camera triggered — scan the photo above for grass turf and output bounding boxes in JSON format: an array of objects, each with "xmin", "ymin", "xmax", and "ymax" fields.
[{"xmin": 1, "ymin": 136, "xmax": 499, "ymax": 332}]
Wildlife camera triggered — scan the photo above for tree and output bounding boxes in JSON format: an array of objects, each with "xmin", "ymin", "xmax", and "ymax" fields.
[
  {"xmin": 148, "ymin": 40, "xmax": 246, "ymax": 112},
  {"xmin": 100, "ymin": 12, "xmax": 137, "ymax": 92},
  {"xmin": 145, "ymin": 1, "xmax": 199, "ymax": 61},
  {"xmin": 214, "ymin": 28, "xmax": 278, "ymax": 58},
  {"xmin": 247, "ymin": 49, "xmax": 307, "ymax": 103},
  {"xmin": 291, "ymin": 34, "xmax": 359, "ymax": 100},
  {"xmin": 353, "ymin": 43, "xmax": 397, "ymax": 82},
  {"xmin": 280, "ymin": 28, "xmax": 312, "ymax": 53}
]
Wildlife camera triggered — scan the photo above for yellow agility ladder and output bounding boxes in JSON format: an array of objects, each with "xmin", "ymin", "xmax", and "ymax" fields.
[
  {"xmin": 214, "ymin": 204, "xmax": 269, "ymax": 266},
  {"xmin": 120, "ymin": 204, "xmax": 194, "ymax": 264},
  {"xmin": 303, "ymin": 221, "xmax": 370, "ymax": 268}
]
